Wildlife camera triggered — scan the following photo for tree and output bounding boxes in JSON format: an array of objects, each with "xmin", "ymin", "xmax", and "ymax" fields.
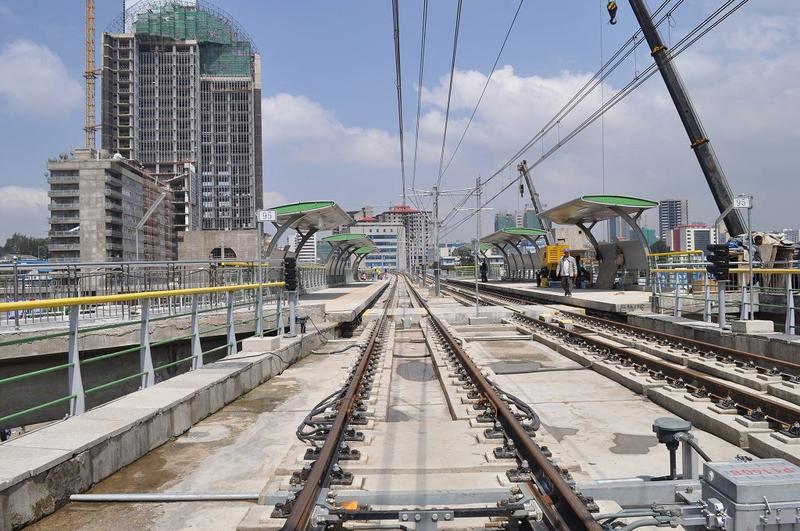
[
  {"xmin": 650, "ymin": 239, "xmax": 669, "ymax": 254},
  {"xmin": 452, "ymin": 245, "xmax": 475, "ymax": 266},
  {"xmin": 0, "ymin": 233, "xmax": 49, "ymax": 258}
]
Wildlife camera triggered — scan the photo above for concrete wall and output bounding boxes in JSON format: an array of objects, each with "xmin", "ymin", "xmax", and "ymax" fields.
[
  {"xmin": 0, "ymin": 325, "xmax": 334, "ymax": 531},
  {"xmin": 177, "ymin": 230, "xmax": 259, "ymax": 261}
]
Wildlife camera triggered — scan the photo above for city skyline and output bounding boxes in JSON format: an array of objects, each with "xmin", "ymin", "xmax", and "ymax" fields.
[{"xmin": 0, "ymin": 1, "xmax": 799, "ymax": 243}]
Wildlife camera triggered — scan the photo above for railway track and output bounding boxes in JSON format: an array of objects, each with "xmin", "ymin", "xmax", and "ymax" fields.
[
  {"xmin": 277, "ymin": 274, "xmax": 602, "ymax": 531},
  {"xmin": 441, "ymin": 280, "xmax": 800, "ymax": 441}
]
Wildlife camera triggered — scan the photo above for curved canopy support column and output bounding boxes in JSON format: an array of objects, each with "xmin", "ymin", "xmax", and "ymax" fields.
[
  {"xmin": 353, "ymin": 254, "xmax": 368, "ymax": 280},
  {"xmin": 504, "ymin": 244, "xmax": 522, "ymax": 280},
  {"xmin": 491, "ymin": 244, "xmax": 512, "ymax": 280},
  {"xmin": 509, "ymin": 242, "xmax": 527, "ymax": 281},
  {"xmin": 265, "ymin": 213, "xmax": 304, "ymax": 258},
  {"xmin": 609, "ymin": 206, "xmax": 650, "ymax": 259},
  {"xmin": 576, "ymin": 222, "xmax": 602, "ymax": 260},
  {"xmin": 290, "ymin": 228, "xmax": 318, "ymax": 259}
]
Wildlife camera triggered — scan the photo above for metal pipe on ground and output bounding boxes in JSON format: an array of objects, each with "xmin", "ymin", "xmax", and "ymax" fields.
[{"xmin": 70, "ymin": 493, "xmax": 259, "ymax": 502}]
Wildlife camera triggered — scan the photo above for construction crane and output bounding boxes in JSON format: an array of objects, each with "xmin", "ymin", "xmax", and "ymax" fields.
[
  {"xmin": 612, "ymin": 0, "xmax": 746, "ymax": 237},
  {"xmin": 84, "ymin": 0, "xmax": 97, "ymax": 150},
  {"xmin": 517, "ymin": 160, "xmax": 554, "ymax": 245}
]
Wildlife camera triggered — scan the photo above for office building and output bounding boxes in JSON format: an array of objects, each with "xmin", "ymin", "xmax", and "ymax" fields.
[
  {"xmin": 47, "ymin": 149, "xmax": 174, "ymax": 262},
  {"xmin": 289, "ymin": 232, "xmax": 317, "ymax": 263},
  {"xmin": 377, "ymin": 204, "xmax": 432, "ymax": 273},
  {"xmin": 779, "ymin": 228, "xmax": 799, "ymax": 243},
  {"xmin": 494, "ymin": 211, "xmax": 516, "ymax": 231},
  {"xmin": 102, "ymin": 1, "xmax": 263, "ymax": 243},
  {"xmin": 521, "ymin": 206, "xmax": 542, "ymax": 230},
  {"xmin": 608, "ymin": 217, "xmax": 633, "ymax": 241},
  {"xmin": 658, "ymin": 199, "xmax": 688, "ymax": 243},
  {"xmin": 642, "ymin": 227, "xmax": 657, "ymax": 247},
  {"xmin": 670, "ymin": 224, "xmax": 717, "ymax": 252},
  {"xmin": 346, "ymin": 220, "xmax": 406, "ymax": 271}
]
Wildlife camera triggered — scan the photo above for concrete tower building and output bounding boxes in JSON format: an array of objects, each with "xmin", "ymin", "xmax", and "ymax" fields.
[
  {"xmin": 378, "ymin": 205, "xmax": 432, "ymax": 274},
  {"xmin": 102, "ymin": 1, "xmax": 263, "ymax": 248},
  {"xmin": 658, "ymin": 199, "xmax": 688, "ymax": 243}
]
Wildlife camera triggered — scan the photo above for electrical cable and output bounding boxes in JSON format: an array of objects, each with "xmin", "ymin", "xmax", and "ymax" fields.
[
  {"xmin": 391, "ymin": 0, "xmax": 407, "ymax": 206},
  {"xmin": 443, "ymin": 0, "xmax": 746, "ymax": 236},
  {"xmin": 438, "ymin": 0, "xmax": 525, "ymax": 180},
  {"xmin": 410, "ymin": 0, "xmax": 428, "ymax": 196},
  {"xmin": 435, "ymin": 0, "xmax": 464, "ymax": 189},
  {"xmin": 438, "ymin": 0, "xmax": 679, "ymax": 229}
]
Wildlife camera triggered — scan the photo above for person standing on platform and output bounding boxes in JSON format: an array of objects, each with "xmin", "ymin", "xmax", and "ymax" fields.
[
  {"xmin": 480, "ymin": 259, "xmax": 488, "ymax": 283},
  {"xmin": 557, "ymin": 249, "xmax": 577, "ymax": 296}
]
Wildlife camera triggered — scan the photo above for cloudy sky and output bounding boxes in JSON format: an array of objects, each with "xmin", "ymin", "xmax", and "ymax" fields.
[{"xmin": 0, "ymin": 0, "xmax": 797, "ymax": 242}]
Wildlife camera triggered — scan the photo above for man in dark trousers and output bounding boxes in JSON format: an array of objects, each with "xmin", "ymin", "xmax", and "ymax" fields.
[
  {"xmin": 556, "ymin": 249, "xmax": 577, "ymax": 296},
  {"xmin": 480, "ymin": 259, "xmax": 488, "ymax": 282}
]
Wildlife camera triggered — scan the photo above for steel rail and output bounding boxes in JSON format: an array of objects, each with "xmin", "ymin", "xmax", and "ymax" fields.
[
  {"xmin": 439, "ymin": 281, "xmax": 799, "ymax": 427},
  {"xmin": 442, "ymin": 279, "xmax": 800, "ymax": 378},
  {"xmin": 512, "ymin": 312, "xmax": 800, "ymax": 428},
  {"xmin": 281, "ymin": 278, "xmax": 397, "ymax": 531},
  {"xmin": 404, "ymin": 275, "xmax": 601, "ymax": 531}
]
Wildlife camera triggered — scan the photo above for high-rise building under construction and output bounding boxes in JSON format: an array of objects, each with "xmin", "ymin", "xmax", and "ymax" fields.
[{"xmin": 102, "ymin": 1, "xmax": 263, "ymax": 245}]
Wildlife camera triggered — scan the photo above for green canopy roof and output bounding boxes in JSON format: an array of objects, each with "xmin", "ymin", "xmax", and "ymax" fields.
[
  {"xmin": 354, "ymin": 245, "xmax": 377, "ymax": 256},
  {"xmin": 481, "ymin": 228, "xmax": 548, "ymax": 247},
  {"xmin": 323, "ymin": 233, "xmax": 368, "ymax": 243},
  {"xmin": 540, "ymin": 195, "xmax": 658, "ymax": 225},
  {"xmin": 323, "ymin": 233, "xmax": 374, "ymax": 250},
  {"xmin": 500, "ymin": 227, "xmax": 548, "ymax": 236},
  {"xmin": 269, "ymin": 201, "xmax": 353, "ymax": 232}
]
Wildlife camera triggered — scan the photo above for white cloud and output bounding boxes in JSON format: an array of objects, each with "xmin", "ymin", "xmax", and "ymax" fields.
[
  {"xmin": 259, "ymin": 6, "xmax": 800, "ymax": 238},
  {"xmin": 0, "ymin": 186, "xmax": 48, "ymax": 241},
  {"xmin": 0, "ymin": 39, "xmax": 82, "ymax": 116},
  {"xmin": 262, "ymin": 93, "xmax": 398, "ymax": 169},
  {"xmin": 263, "ymin": 190, "xmax": 288, "ymax": 209}
]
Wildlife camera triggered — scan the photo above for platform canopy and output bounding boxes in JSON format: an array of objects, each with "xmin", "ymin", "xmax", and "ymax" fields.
[
  {"xmin": 480, "ymin": 227, "xmax": 549, "ymax": 247},
  {"xmin": 322, "ymin": 233, "xmax": 374, "ymax": 250},
  {"xmin": 265, "ymin": 200, "xmax": 354, "ymax": 258},
  {"xmin": 271, "ymin": 200, "xmax": 353, "ymax": 232},
  {"xmin": 353, "ymin": 245, "xmax": 377, "ymax": 256},
  {"xmin": 323, "ymin": 233, "xmax": 375, "ymax": 280},
  {"xmin": 540, "ymin": 195, "xmax": 658, "ymax": 225}
]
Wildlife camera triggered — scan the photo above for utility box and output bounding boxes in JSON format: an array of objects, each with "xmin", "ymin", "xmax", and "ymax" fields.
[{"xmin": 701, "ymin": 459, "xmax": 800, "ymax": 530}]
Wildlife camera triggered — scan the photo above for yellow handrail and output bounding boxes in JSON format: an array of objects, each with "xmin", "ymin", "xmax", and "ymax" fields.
[{"xmin": 0, "ymin": 282, "xmax": 285, "ymax": 312}]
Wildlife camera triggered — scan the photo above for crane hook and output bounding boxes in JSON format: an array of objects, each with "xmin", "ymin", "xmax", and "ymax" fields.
[{"xmin": 607, "ymin": 1, "xmax": 618, "ymax": 25}]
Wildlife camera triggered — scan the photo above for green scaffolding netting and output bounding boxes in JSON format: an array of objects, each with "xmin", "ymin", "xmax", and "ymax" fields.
[{"xmin": 133, "ymin": 3, "xmax": 252, "ymax": 77}]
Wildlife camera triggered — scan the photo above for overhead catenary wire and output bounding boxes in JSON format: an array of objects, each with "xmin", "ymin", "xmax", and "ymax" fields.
[
  {"xmin": 443, "ymin": 0, "xmax": 748, "ymax": 236},
  {"xmin": 391, "ymin": 0, "xmax": 407, "ymax": 206},
  {"xmin": 438, "ymin": 0, "xmax": 525, "ymax": 180},
  {"xmin": 439, "ymin": 0, "xmax": 679, "ymax": 227},
  {"xmin": 410, "ymin": 0, "xmax": 429, "ymax": 197},
  {"xmin": 435, "ymin": 0, "xmax": 463, "ymax": 189}
]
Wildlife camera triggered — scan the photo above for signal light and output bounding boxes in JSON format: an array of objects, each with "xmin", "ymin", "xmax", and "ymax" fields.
[
  {"xmin": 284, "ymin": 257, "xmax": 298, "ymax": 291},
  {"xmin": 705, "ymin": 244, "xmax": 731, "ymax": 281}
]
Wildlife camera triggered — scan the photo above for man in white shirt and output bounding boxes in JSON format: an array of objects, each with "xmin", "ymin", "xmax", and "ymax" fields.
[{"xmin": 556, "ymin": 249, "xmax": 578, "ymax": 296}]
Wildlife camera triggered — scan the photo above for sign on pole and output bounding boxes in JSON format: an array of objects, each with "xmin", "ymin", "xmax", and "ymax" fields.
[
  {"xmin": 733, "ymin": 196, "xmax": 752, "ymax": 209},
  {"xmin": 256, "ymin": 209, "xmax": 277, "ymax": 223}
]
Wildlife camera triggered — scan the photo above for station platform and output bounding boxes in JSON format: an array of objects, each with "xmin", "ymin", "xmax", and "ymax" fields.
[
  {"xmin": 447, "ymin": 279, "xmax": 651, "ymax": 314},
  {"xmin": 299, "ymin": 280, "xmax": 389, "ymax": 323}
]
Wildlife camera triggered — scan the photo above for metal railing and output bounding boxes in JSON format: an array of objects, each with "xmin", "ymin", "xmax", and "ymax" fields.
[
  {"xmin": 0, "ymin": 258, "xmax": 325, "ymax": 329},
  {"xmin": 650, "ymin": 254, "xmax": 798, "ymax": 334},
  {"xmin": 0, "ymin": 281, "xmax": 286, "ymax": 430}
]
